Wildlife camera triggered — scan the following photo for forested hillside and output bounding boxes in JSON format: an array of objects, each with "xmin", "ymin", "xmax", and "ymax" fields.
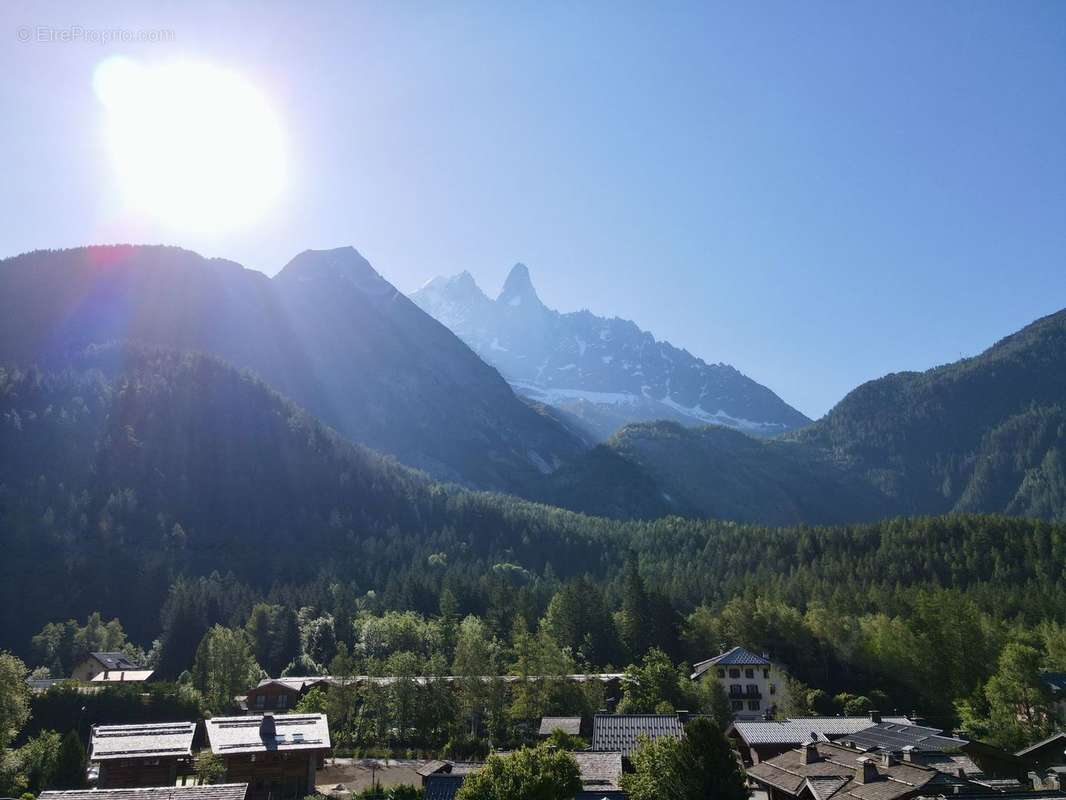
[
  {"xmin": 0, "ymin": 245, "xmax": 585, "ymax": 490},
  {"xmin": 538, "ymin": 310, "xmax": 1066, "ymax": 524},
  {"xmin": 536, "ymin": 421, "xmax": 893, "ymax": 524},
  {"xmin": 3, "ymin": 345, "xmax": 1066, "ymax": 725},
  {"xmin": 795, "ymin": 308, "xmax": 1066, "ymax": 514},
  {"xmin": 0, "ymin": 344, "xmax": 612, "ymax": 651}
]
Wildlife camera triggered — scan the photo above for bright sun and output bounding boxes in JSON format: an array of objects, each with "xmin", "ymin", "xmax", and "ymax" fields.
[{"xmin": 94, "ymin": 57, "xmax": 285, "ymax": 232}]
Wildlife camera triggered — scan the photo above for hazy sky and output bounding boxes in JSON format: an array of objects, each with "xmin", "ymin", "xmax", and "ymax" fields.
[{"xmin": 3, "ymin": 1, "xmax": 1065, "ymax": 418}]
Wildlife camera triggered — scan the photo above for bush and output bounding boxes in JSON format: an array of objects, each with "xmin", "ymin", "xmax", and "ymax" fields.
[{"xmin": 442, "ymin": 735, "xmax": 489, "ymax": 761}]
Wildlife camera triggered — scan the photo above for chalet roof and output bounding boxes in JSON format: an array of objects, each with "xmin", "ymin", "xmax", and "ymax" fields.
[
  {"xmin": 252, "ymin": 677, "xmax": 332, "ymax": 693},
  {"xmin": 733, "ymin": 717, "xmax": 913, "ymax": 746},
  {"xmin": 591, "ymin": 713, "xmax": 684, "ymax": 755},
  {"xmin": 205, "ymin": 714, "xmax": 330, "ymax": 754},
  {"xmin": 27, "ymin": 678, "xmax": 67, "ymax": 691},
  {"xmin": 40, "ymin": 786, "xmax": 248, "ymax": 800},
  {"xmin": 915, "ymin": 753, "xmax": 984, "ymax": 780},
  {"xmin": 692, "ymin": 646, "xmax": 773, "ymax": 678},
  {"xmin": 841, "ymin": 722, "xmax": 968, "ymax": 753},
  {"xmin": 91, "ymin": 670, "xmax": 155, "ymax": 683},
  {"xmin": 89, "ymin": 652, "xmax": 140, "ymax": 671},
  {"xmin": 416, "ymin": 760, "xmax": 451, "ymax": 777},
  {"xmin": 1017, "ymin": 731, "xmax": 1066, "ymax": 757},
  {"xmin": 539, "ymin": 716, "xmax": 582, "ymax": 736},
  {"xmin": 423, "ymin": 775, "xmax": 464, "ymax": 800},
  {"xmin": 89, "ymin": 721, "xmax": 195, "ymax": 761},
  {"xmin": 748, "ymin": 741, "xmax": 966, "ymax": 800},
  {"xmin": 573, "ymin": 751, "xmax": 624, "ymax": 792}
]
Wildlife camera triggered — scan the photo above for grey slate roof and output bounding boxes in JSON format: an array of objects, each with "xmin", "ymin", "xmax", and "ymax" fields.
[
  {"xmin": 89, "ymin": 721, "xmax": 195, "ymax": 761},
  {"xmin": 592, "ymin": 713, "xmax": 684, "ymax": 755},
  {"xmin": 423, "ymin": 775, "xmax": 464, "ymax": 800},
  {"xmin": 205, "ymin": 714, "xmax": 330, "ymax": 754},
  {"xmin": 573, "ymin": 751, "xmax": 624, "ymax": 792},
  {"xmin": 40, "ymin": 786, "xmax": 248, "ymax": 800},
  {"xmin": 539, "ymin": 716, "xmax": 582, "ymax": 736},
  {"xmin": 841, "ymin": 723, "xmax": 968, "ymax": 753},
  {"xmin": 747, "ymin": 741, "xmax": 964, "ymax": 800},
  {"xmin": 90, "ymin": 652, "xmax": 140, "ymax": 671},
  {"xmin": 417, "ymin": 759, "xmax": 450, "ymax": 777},
  {"xmin": 692, "ymin": 646, "xmax": 771, "ymax": 678},
  {"xmin": 733, "ymin": 717, "xmax": 913, "ymax": 746},
  {"xmin": 1016, "ymin": 731, "xmax": 1066, "ymax": 757},
  {"xmin": 91, "ymin": 670, "xmax": 155, "ymax": 683}
]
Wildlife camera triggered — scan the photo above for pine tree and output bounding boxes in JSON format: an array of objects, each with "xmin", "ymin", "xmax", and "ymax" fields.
[
  {"xmin": 619, "ymin": 553, "xmax": 652, "ymax": 660},
  {"xmin": 53, "ymin": 730, "xmax": 87, "ymax": 789}
]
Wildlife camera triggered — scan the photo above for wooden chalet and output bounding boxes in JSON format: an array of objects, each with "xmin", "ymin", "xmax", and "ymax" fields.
[
  {"xmin": 89, "ymin": 721, "xmax": 196, "ymax": 788},
  {"xmin": 204, "ymin": 713, "xmax": 330, "ymax": 800}
]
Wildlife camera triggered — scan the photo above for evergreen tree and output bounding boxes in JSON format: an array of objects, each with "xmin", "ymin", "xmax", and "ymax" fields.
[
  {"xmin": 619, "ymin": 553, "xmax": 652, "ymax": 660},
  {"xmin": 52, "ymin": 730, "xmax": 87, "ymax": 789}
]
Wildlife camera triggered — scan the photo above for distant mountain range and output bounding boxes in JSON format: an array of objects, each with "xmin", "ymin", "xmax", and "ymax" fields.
[
  {"xmin": 3, "ymin": 244, "xmax": 1063, "ymax": 528},
  {"xmin": 411, "ymin": 263, "xmax": 810, "ymax": 440},
  {"xmin": 537, "ymin": 309, "xmax": 1066, "ymax": 524},
  {"xmin": 0, "ymin": 245, "xmax": 585, "ymax": 490}
]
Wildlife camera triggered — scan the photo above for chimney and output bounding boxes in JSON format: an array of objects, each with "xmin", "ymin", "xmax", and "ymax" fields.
[
  {"xmin": 855, "ymin": 757, "xmax": 878, "ymax": 784},
  {"xmin": 881, "ymin": 753, "xmax": 894, "ymax": 768},
  {"xmin": 801, "ymin": 742, "xmax": 819, "ymax": 765},
  {"xmin": 259, "ymin": 713, "xmax": 276, "ymax": 739},
  {"xmin": 869, "ymin": 710, "xmax": 882, "ymax": 724},
  {"xmin": 955, "ymin": 767, "xmax": 966, "ymax": 779},
  {"xmin": 901, "ymin": 746, "xmax": 916, "ymax": 763}
]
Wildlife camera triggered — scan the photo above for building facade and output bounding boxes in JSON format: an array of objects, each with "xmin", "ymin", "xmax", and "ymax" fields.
[{"xmin": 691, "ymin": 646, "xmax": 781, "ymax": 720}]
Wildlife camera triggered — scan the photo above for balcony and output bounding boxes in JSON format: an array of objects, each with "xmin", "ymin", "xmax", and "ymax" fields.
[{"xmin": 728, "ymin": 687, "xmax": 762, "ymax": 699}]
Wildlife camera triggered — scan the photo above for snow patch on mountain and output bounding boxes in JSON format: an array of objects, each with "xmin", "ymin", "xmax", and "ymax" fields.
[{"xmin": 411, "ymin": 263, "xmax": 810, "ymax": 441}]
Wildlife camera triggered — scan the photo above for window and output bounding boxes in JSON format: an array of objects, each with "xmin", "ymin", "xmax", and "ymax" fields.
[
  {"xmin": 745, "ymin": 668, "xmax": 754, "ymax": 678},
  {"xmin": 764, "ymin": 668, "xmax": 770, "ymax": 678},
  {"xmin": 717, "ymin": 669, "xmax": 725, "ymax": 678},
  {"xmin": 277, "ymin": 693, "xmax": 289, "ymax": 708},
  {"xmin": 730, "ymin": 684, "xmax": 742, "ymax": 696},
  {"xmin": 746, "ymin": 684, "xmax": 758, "ymax": 695},
  {"xmin": 731, "ymin": 700, "xmax": 743, "ymax": 711},
  {"xmin": 255, "ymin": 694, "xmax": 266, "ymax": 708},
  {"xmin": 770, "ymin": 683, "xmax": 777, "ymax": 695},
  {"xmin": 748, "ymin": 700, "xmax": 760, "ymax": 711},
  {"xmin": 729, "ymin": 668, "xmax": 740, "ymax": 678}
]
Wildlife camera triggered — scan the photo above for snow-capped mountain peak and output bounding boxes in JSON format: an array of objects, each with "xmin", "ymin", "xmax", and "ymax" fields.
[
  {"xmin": 411, "ymin": 264, "xmax": 810, "ymax": 440},
  {"xmin": 497, "ymin": 262, "xmax": 544, "ymax": 309}
]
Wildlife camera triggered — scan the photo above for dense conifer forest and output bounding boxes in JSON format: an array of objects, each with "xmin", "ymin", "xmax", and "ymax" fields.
[{"xmin": 3, "ymin": 344, "xmax": 1066, "ymax": 752}]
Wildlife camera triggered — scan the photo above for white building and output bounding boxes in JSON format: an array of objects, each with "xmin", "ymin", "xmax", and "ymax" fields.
[{"xmin": 691, "ymin": 645, "xmax": 783, "ymax": 720}]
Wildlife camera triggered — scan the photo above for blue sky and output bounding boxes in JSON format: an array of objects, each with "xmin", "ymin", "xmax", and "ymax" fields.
[{"xmin": 2, "ymin": 1, "xmax": 1065, "ymax": 418}]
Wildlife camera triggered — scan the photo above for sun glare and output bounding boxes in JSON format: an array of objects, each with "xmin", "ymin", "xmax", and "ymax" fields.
[{"xmin": 94, "ymin": 56, "xmax": 285, "ymax": 232}]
